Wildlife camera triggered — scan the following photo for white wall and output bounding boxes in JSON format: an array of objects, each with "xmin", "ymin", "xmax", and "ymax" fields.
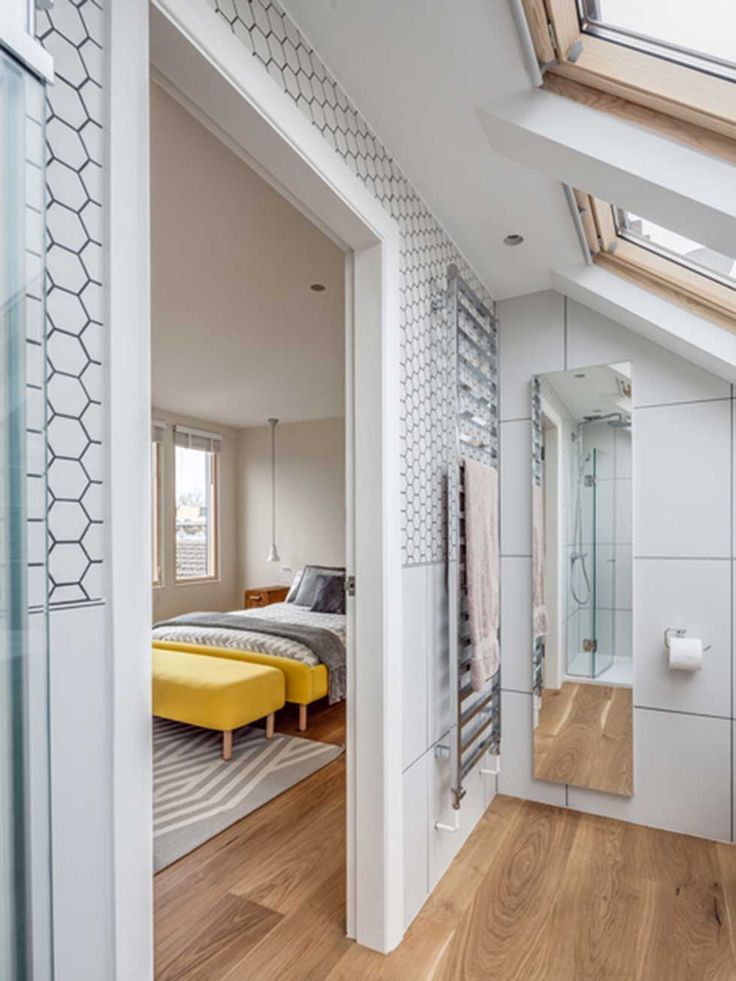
[
  {"xmin": 152, "ymin": 408, "xmax": 241, "ymax": 620},
  {"xmin": 237, "ymin": 417, "xmax": 345, "ymax": 590},
  {"xmin": 498, "ymin": 290, "xmax": 733, "ymax": 842},
  {"xmin": 400, "ymin": 563, "xmax": 497, "ymax": 929},
  {"xmin": 150, "ymin": 82, "xmax": 345, "ymax": 430}
]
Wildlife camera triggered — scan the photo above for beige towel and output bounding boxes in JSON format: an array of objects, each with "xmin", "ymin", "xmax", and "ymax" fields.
[
  {"xmin": 464, "ymin": 458, "xmax": 499, "ymax": 692},
  {"xmin": 532, "ymin": 482, "xmax": 548, "ymax": 639}
]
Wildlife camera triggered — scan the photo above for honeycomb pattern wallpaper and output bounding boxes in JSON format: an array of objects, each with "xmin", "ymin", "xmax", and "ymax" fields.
[
  {"xmin": 209, "ymin": 0, "xmax": 496, "ymax": 565},
  {"xmin": 35, "ymin": 0, "xmax": 497, "ymax": 611},
  {"xmin": 37, "ymin": 0, "xmax": 105, "ymax": 607}
]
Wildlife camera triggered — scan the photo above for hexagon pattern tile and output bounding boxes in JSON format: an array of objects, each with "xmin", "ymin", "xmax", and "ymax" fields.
[
  {"xmin": 36, "ymin": 0, "xmax": 497, "ymax": 610},
  {"xmin": 37, "ymin": 1, "xmax": 104, "ymax": 606},
  {"xmin": 210, "ymin": 0, "xmax": 496, "ymax": 565}
]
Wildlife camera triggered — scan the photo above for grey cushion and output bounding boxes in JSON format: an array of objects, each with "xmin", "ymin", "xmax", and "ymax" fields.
[
  {"xmin": 310, "ymin": 574, "xmax": 346, "ymax": 615},
  {"xmin": 292, "ymin": 565, "xmax": 345, "ymax": 607},
  {"xmin": 285, "ymin": 568, "xmax": 305, "ymax": 603}
]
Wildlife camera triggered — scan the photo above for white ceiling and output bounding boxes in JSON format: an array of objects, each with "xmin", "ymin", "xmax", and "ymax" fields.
[
  {"xmin": 150, "ymin": 82, "xmax": 345, "ymax": 428},
  {"xmin": 281, "ymin": 0, "xmax": 583, "ymax": 299},
  {"xmin": 545, "ymin": 364, "xmax": 632, "ymax": 422}
]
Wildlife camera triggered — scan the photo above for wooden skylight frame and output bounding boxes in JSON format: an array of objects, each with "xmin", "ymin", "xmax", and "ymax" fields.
[
  {"xmin": 575, "ymin": 190, "xmax": 736, "ymax": 331},
  {"xmin": 521, "ymin": 0, "xmax": 736, "ymax": 164}
]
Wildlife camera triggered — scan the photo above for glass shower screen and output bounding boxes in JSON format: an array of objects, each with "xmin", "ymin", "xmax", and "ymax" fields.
[
  {"xmin": 569, "ymin": 447, "xmax": 615, "ymax": 679},
  {"xmin": 0, "ymin": 46, "xmax": 52, "ymax": 980}
]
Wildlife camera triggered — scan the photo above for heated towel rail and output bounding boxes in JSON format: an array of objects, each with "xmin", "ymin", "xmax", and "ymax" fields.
[{"xmin": 444, "ymin": 266, "xmax": 500, "ymax": 813}]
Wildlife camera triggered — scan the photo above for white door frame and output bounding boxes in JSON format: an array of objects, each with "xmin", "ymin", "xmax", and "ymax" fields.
[{"xmin": 108, "ymin": 0, "xmax": 404, "ymax": 973}]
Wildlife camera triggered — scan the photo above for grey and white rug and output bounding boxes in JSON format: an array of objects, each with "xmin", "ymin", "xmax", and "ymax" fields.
[{"xmin": 153, "ymin": 717, "xmax": 343, "ymax": 872}]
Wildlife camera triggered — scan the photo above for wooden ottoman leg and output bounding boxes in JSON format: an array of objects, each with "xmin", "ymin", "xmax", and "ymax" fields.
[
  {"xmin": 266, "ymin": 712, "xmax": 275, "ymax": 739},
  {"xmin": 298, "ymin": 704, "xmax": 308, "ymax": 732},
  {"xmin": 222, "ymin": 730, "xmax": 233, "ymax": 761}
]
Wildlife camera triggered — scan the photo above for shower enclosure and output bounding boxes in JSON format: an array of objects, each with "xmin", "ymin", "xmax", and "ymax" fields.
[{"xmin": 567, "ymin": 444, "xmax": 615, "ymax": 679}]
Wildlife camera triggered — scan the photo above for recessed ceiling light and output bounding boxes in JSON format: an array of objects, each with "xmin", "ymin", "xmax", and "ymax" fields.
[
  {"xmin": 503, "ymin": 234, "xmax": 524, "ymax": 246},
  {"xmin": 309, "ymin": 283, "xmax": 326, "ymax": 292}
]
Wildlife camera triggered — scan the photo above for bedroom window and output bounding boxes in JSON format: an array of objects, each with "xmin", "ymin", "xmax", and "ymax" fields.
[
  {"xmin": 574, "ymin": 190, "xmax": 736, "ymax": 329},
  {"xmin": 174, "ymin": 426, "xmax": 221, "ymax": 582},
  {"xmin": 152, "ymin": 421, "xmax": 166, "ymax": 586},
  {"xmin": 152, "ymin": 439, "xmax": 163, "ymax": 586},
  {"xmin": 521, "ymin": 0, "xmax": 736, "ymax": 161}
]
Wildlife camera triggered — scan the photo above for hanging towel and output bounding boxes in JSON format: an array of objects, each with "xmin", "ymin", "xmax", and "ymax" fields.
[
  {"xmin": 464, "ymin": 458, "xmax": 500, "ymax": 692},
  {"xmin": 532, "ymin": 482, "xmax": 548, "ymax": 640}
]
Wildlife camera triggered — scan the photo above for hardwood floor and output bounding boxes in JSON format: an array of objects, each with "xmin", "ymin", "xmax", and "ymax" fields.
[
  {"xmin": 156, "ymin": 705, "xmax": 736, "ymax": 980},
  {"xmin": 333, "ymin": 798, "xmax": 736, "ymax": 981},
  {"xmin": 154, "ymin": 698, "xmax": 349, "ymax": 980},
  {"xmin": 534, "ymin": 681, "xmax": 633, "ymax": 796}
]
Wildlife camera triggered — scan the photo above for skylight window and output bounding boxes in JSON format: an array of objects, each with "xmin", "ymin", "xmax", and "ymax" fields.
[
  {"xmin": 577, "ymin": 0, "xmax": 736, "ymax": 81},
  {"xmin": 520, "ymin": 0, "xmax": 736, "ymax": 162},
  {"xmin": 614, "ymin": 211, "xmax": 736, "ymax": 290},
  {"xmin": 572, "ymin": 190, "xmax": 736, "ymax": 329}
]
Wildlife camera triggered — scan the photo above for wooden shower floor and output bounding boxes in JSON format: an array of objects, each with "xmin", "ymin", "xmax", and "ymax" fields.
[{"xmin": 534, "ymin": 681, "xmax": 633, "ymax": 796}]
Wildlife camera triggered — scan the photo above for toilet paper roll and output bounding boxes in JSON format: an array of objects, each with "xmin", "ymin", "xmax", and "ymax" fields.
[{"xmin": 668, "ymin": 636, "xmax": 703, "ymax": 672}]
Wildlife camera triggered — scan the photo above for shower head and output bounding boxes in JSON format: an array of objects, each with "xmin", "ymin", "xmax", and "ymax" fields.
[{"xmin": 582, "ymin": 411, "xmax": 631, "ymax": 429}]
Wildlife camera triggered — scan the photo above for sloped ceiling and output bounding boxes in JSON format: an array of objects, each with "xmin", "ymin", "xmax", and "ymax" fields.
[{"xmin": 280, "ymin": 0, "xmax": 583, "ymax": 299}]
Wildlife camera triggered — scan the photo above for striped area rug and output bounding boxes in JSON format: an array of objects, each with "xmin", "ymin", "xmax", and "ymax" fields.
[{"xmin": 153, "ymin": 717, "xmax": 343, "ymax": 872}]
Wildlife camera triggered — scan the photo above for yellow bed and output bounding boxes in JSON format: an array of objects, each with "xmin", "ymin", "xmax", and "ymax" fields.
[{"xmin": 152, "ymin": 639, "xmax": 328, "ymax": 731}]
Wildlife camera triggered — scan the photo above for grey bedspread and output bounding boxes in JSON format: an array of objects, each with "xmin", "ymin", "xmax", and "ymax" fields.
[{"xmin": 154, "ymin": 611, "xmax": 346, "ymax": 704}]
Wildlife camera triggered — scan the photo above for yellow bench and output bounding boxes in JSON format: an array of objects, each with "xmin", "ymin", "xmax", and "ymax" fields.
[
  {"xmin": 152, "ymin": 640, "xmax": 328, "ymax": 731},
  {"xmin": 152, "ymin": 648, "xmax": 285, "ymax": 760}
]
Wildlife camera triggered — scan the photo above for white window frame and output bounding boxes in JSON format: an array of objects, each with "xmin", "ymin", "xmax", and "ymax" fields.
[
  {"xmin": 151, "ymin": 437, "xmax": 163, "ymax": 587},
  {"xmin": 172, "ymin": 435, "xmax": 220, "ymax": 584}
]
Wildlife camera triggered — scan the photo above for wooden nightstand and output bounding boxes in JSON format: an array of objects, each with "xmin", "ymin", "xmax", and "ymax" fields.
[{"xmin": 244, "ymin": 585, "xmax": 289, "ymax": 609}]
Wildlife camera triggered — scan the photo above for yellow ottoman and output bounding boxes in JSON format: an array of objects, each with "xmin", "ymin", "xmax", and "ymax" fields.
[{"xmin": 153, "ymin": 648, "xmax": 285, "ymax": 760}]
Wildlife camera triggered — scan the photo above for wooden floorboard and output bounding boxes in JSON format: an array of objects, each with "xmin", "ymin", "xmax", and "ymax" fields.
[
  {"xmin": 154, "ymin": 698, "xmax": 347, "ymax": 981},
  {"xmin": 534, "ymin": 682, "xmax": 633, "ymax": 796},
  {"xmin": 155, "ymin": 701, "xmax": 736, "ymax": 980}
]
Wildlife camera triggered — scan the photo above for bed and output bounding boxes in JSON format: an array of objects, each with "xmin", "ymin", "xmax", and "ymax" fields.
[{"xmin": 152, "ymin": 602, "xmax": 346, "ymax": 731}]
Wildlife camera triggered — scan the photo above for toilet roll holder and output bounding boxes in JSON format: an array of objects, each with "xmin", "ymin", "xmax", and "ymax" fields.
[{"xmin": 664, "ymin": 627, "xmax": 711, "ymax": 653}]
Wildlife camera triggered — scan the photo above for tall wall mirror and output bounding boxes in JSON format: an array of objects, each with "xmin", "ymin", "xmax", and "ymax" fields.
[{"xmin": 531, "ymin": 363, "xmax": 633, "ymax": 797}]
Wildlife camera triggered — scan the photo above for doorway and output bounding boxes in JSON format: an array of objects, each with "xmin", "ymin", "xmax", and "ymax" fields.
[{"xmin": 107, "ymin": 1, "xmax": 404, "ymax": 971}]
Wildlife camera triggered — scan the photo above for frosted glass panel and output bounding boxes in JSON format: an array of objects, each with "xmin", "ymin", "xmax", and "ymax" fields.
[{"xmin": 0, "ymin": 48, "xmax": 51, "ymax": 980}]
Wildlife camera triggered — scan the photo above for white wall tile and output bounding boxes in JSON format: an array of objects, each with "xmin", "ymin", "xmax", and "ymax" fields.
[
  {"xmin": 402, "ymin": 565, "xmax": 430, "ymax": 769},
  {"xmin": 428, "ymin": 742, "xmax": 491, "ymax": 891},
  {"xmin": 636, "ymin": 401, "xmax": 731, "ymax": 558},
  {"xmin": 566, "ymin": 300, "xmax": 730, "ymax": 407},
  {"xmin": 500, "ymin": 419, "xmax": 532, "ymax": 557},
  {"xmin": 496, "ymin": 690, "xmax": 566, "ymax": 806},
  {"xmin": 614, "ymin": 611, "xmax": 633, "ymax": 660},
  {"xmin": 569, "ymin": 708, "xmax": 731, "ymax": 841},
  {"xmin": 500, "ymin": 556, "xmax": 532, "ymax": 692},
  {"xmin": 49, "ymin": 604, "xmax": 114, "ymax": 981},
  {"xmin": 636, "ymin": 559, "xmax": 730, "ymax": 717},
  {"xmin": 499, "ymin": 291, "xmax": 564, "ymax": 421},
  {"xmin": 403, "ymin": 752, "xmax": 429, "ymax": 929}
]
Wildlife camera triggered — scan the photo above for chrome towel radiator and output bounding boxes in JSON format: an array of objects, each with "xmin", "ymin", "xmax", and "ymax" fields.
[{"xmin": 443, "ymin": 266, "xmax": 500, "ymax": 815}]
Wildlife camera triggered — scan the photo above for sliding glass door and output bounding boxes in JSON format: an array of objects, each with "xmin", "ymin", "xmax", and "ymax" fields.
[{"xmin": 0, "ymin": 43, "xmax": 52, "ymax": 981}]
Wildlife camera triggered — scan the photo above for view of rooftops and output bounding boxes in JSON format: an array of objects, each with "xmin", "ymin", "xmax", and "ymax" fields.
[
  {"xmin": 614, "ymin": 209, "xmax": 736, "ymax": 290},
  {"xmin": 577, "ymin": 0, "xmax": 736, "ymax": 80}
]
